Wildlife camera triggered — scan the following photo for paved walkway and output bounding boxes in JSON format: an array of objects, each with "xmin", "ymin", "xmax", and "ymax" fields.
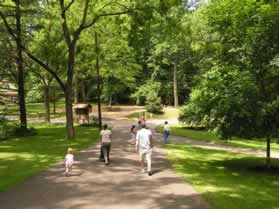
[
  {"xmin": 0, "ymin": 119, "xmax": 211, "ymax": 209},
  {"xmin": 162, "ymin": 131, "xmax": 279, "ymax": 159}
]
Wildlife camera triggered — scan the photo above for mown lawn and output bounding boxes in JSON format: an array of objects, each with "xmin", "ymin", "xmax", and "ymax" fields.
[
  {"xmin": 157, "ymin": 125, "xmax": 279, "ymax": 152},
  {"xmin": 0, "ymin": 123, "xmax": 99, "ymax": 192},
  {"xmin": 0, "ymin": 102, "xmax": 65, "ymax": 118},
  {"xmin": 167, "ymin": 144, "xmax": 279, "ymax": 209}
]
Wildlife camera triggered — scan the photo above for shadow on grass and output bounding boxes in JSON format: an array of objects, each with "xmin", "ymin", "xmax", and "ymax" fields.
[
  {"xmin": 167, "ymin": 144, "xmax": 279, "ymax": 209},
  {"xmin": 0, "ymin": 135, "xmax": 211, "ymax": 209},
  {"xmin": 0, "ymin": 123, "xmax": 99, "ymax": 192}
]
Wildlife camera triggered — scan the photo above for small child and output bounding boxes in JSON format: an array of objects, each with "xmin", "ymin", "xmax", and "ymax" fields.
[
  {"xmin": 130, "ymin": 125, "xmax": 136, "ymax": 145},
  {"xmin": 64, "ymin": 148, "xmax": 74, "ymax": 176}
]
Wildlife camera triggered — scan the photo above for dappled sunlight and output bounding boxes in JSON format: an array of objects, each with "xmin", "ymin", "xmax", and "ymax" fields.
[
  {"xmin": 167, "ymin": 144, "xmax": 279, "ymax": 209},
  {"xmin": 0, "ymin": 123, "xmax": 99, "ymax": 191}
]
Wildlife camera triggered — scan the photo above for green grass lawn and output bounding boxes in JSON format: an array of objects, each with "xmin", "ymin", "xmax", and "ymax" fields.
[
  {"xmin": 0, "ymin": 102, "xmax": 65, "ymax": 118},
  {"xmin": 156, "ymin": 125, "xmax": 279, "ymax": 152},
  {"xmin": 167, "ymin": 144, "xmax": 279, "ymax": 209},
  {"xmin": 127, "ymin": 107, "xmax": 179, "ymax": 120},
  {"xmin": 0, "ymin": 123, "xmax": 99, "ymax": 192}
]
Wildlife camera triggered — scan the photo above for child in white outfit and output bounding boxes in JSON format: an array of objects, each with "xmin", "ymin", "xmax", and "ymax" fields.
[{"xmin": 64, "ymin": 148, "xmax": 74, "ymax": 176}]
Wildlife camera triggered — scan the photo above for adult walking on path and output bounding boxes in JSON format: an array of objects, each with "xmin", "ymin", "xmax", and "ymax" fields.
[
  {"xmin": 0, "ymin": 119, "xmax": 211, "ymax": 209},
  {"xmin": 100, "ymin": 124, "xmax": 112, "ymax": 165},
  {"xmin": 163, "ymin": 121, "xmax": 170, "ymax": 144},
  {"xmin": 136, "ymin": 124, "xmax": 153, "ymax": 176}
]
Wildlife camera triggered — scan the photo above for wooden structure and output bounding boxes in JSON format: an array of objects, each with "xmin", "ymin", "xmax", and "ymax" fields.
[
  {"xmin": 73, "ymin": 104, "xmax": 92, "ymax": 124},
  {"xmin": 0, "ymin": 80, "xmax": 17, "ymax": 105}
]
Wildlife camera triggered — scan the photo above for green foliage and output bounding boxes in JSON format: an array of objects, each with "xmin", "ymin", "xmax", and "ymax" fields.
[
  {"xmin": 181, "ymin": 0, "xmax": 279, "ymax": 141},
  {"xmin": 145, "ymin": 89, "xmax": 162, "ymax": 113},
  {"xmin": 132, "ymin": 81, "xmax": 161, "ymax": 105}
]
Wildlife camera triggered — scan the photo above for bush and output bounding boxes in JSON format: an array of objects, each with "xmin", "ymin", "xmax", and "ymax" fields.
[{"xmin": 145, "ymin": 91, "xmax": 162, "ymax": 114}]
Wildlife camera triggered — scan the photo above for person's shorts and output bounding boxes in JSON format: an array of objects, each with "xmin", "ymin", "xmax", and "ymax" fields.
[
  {"xmin": 65, "ymin": 161, "xmax": 73, "ymax": 168},
  {"xmin": 139, "ymin": 149, "xmax": 152, "ymax": 161}
]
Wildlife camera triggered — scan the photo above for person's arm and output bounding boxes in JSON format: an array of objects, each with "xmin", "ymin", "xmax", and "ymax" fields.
[
  {"xmin": 149, "ymin": 132, "xmax": 153, "ymax": 148},
  {"xmin": 99, "ymin": 131, "xmax": 103, "ymax": 142}
]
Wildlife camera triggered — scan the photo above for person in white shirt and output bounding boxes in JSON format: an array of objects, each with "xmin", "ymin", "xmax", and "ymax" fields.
[
  {"xmin": 136, "ymin": 124, "xmax": 153, "ymax": 176},
  {"xmin": 100, "ymin": 124, "xmax": 112, "ymax": 165},
  {"xmin": 64, "ymin": 148, "xmax": 74, "ymax": 177},
  {"xmin": 163, "ymin": 121, "xmax": 170, "ymax": 144}
]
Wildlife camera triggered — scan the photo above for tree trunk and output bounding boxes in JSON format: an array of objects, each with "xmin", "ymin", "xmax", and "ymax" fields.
[
  {"xmin": 74, "ymin": 77, "xmax": 78, "ymax": 104},
  {"xmin": 266, "ymin": 135, "xmax": 271, "ymax": 168},
  {"xmin": 15, "ymin": 0, "xmax": 27, "ymax": 130},
  {"xmin": 44, "ymin": 86, "xmax": 50, "ymax": 122},
  {"xmin": 53, "ymin": 87, "xmax": 56, "ymax": 114},
  {"xmin": 173, "ymin": 61, "xmax": 179, "ymax": 108},
  {"xmin": 108, "ymin": 94, "xmax": 112, "ymax": 107},
  {"xmin": 81, "ymin": 83, "xmax": 86, "ymax": 102},
  {"xmin": 65, "ymin": 46, "xmax": 75, "ymax": 139},
  {"xmin": 95, "ymin": 32, "xmax": 102, "ymax": 130}
]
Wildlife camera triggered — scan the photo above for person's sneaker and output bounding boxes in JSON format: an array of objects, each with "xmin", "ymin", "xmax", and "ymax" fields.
[
  {"xmin": 148, "ymin": 171, "xmax": 152, "ymax": 176},
  {"xmin": 141, "ymin": 169, "xmax": 146, "ymax": 174}
]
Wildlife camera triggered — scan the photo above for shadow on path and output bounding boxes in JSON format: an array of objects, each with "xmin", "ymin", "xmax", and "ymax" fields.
[{"xmin": 0, "ymin": 120, "xmax": 211, "ymax": 209}]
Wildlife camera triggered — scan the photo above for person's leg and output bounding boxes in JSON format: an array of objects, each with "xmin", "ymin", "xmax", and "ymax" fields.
[
  {"xmin": 99, "ymin": 145, "xmax": 104, "ymax": 161},
  {"xmin": 65, "ymin": 163, "xmax": 71, "ymax": 176},
  {"xmin": 65, "ymin": 165, "xmax": 69, "ymax": 175},
  {"xmin": 69, "ymin": 163, "xmax": 73, "ymax": 174},
  {"xmin": 166, "ymin": 132, "xmax": 169, "ymax": 144},
  {"xmin": 139, "ymin": 150, "xmax": 145, "ymax": 172},
  {"xmin": 107, "ymin": 143, "xmax": 111, "ymax": 163},
  {"xmin": 163, "ymin": 131, "xmax": 167, "ymax": 144},
  {"xmin": 102, "ymin": 144, "xmax": 108, "ymax": 164},
  {"xmin": 146, "ymin": 151, "xmax": 152, "ymax": 175}
]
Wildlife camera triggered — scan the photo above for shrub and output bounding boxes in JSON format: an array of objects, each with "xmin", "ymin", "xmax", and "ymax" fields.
[{"xmin": 145, "ymin": 90, "xmax": 162, "ymax": 114}]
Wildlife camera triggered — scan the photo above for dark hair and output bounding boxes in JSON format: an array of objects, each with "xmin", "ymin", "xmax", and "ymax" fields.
[
  {"xmin": 138, "ymin": 121, "xmax": 141, "ymax": 124},
  {"xmin": 103, "ymin": 124, "xmax": 108, "ymax": 130},
  {"xmin": 165, "ymin": 121, "xmax": 168, "ymax": 124}
]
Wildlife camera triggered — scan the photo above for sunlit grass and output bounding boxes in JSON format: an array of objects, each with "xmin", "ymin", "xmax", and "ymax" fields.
[
  {"xmin": 157, "ymin": 125, "xmax": 279, "ymax": 152},
  {"xmin": 127, "ymin": 107, "xmax": 179, "ymax": 120},
  {"xmin": 0, "ymin": 123, "xmax": 99, "ymax": 192},
  {"xmin": 0, "ymin": 102, "xmax": 65, "ymax": 118},
  {"xmin": 167, "ymin": 144, "xmax": 279, "ymax": 209}
]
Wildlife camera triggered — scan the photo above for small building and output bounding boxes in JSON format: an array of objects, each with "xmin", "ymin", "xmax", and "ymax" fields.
[
  {"xmin": 0, "ymin": 80, "xmax": 17, "ymax": 104},
  {"xmin": 73, "ymin": 104, "xmax": 92, "ymax": 124}
]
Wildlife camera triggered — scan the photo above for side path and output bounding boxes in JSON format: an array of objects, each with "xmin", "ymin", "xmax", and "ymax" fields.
[
  {"xmin": 163, "ymin": 133, "xmax": 279, "ymax": 159},
  {"xmin": 0, "ymin": 119, "xmax": 211, "ymax": 209}
]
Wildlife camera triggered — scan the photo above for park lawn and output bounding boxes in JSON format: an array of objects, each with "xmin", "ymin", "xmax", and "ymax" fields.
[
  {"xmin": 0, "ymin": 102, "xmax": 65, "ymax": 118},
  {"xmin": 0, "ymin": 123, "xmax": 99, "ymax": 192},
  {"xmin": 156, "ymin": 125, "xmax": 279, "ymax": 152},
  {"xmin": 167, "ymin": 144, "xmax": 279, "ymax": 209},
  {"xmin": 128, "ymin": 107, "xmax": 179, "ymax": 120}
]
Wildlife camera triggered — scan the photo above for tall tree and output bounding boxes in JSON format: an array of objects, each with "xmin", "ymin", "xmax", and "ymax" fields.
[
  {"xmin": 12, "ymin": 0, "xmax": 133, "ymax": 139},
  {"xmin": 180, "ymin": 0, "xmax": 279, "ymax": 167},
  {"xmin": 0, "ymin": 0, "xmax": 34, "ymax": 131}
]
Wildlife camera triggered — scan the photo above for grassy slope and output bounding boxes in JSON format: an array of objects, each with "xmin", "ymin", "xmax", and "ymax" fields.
[
  {"xmin": 0, "ymin": 123, "xmax": 99, "ymax": 192},
  {"xmin": 167, "ymin": 144, "xmax": 279, "ymax": 209},
  {"xmin": 157, "ymin": 125, "xmax": 279, "ymax": 152}
]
